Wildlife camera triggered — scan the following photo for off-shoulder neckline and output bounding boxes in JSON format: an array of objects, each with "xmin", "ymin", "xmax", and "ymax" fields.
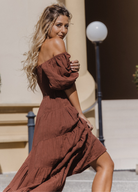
[{"xmin": 36, "ymin": 51, "xmax": 70, "ymax": 69}]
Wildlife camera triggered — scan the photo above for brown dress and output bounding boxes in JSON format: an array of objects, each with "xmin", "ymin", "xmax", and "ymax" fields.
[{"xmin": 4, "ymin": 52, "xmax": 106, "ymax": 192}]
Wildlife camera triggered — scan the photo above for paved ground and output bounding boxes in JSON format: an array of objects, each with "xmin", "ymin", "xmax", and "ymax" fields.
[{"xmin": 0, "ymin": 169, "xmax": 138, "ymax": 192}]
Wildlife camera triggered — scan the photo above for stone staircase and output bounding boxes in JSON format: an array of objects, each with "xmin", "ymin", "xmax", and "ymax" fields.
[
  {"xmin": 95, "ymin": 100, "xmax": 138, "ymax": 170},
  {"xmin": 0, "ymin": 104, "xmax": 39, "ymax": 173}
]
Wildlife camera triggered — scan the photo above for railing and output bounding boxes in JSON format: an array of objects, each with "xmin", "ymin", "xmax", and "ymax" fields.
[
  {"xmin": 82, "ymin": 100, "xmax": 97, "ymax": 114},
  {"xmin": 26, "ymin": 112, "xmax": 36, "ymax": 153}
]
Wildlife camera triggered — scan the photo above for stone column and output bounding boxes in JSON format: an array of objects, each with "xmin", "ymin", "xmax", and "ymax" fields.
[
  {"xmin": 65, "ymin": 0, "xmax": 97, "ymax": 136},
  {"xmin": 65, "ymin": 0, "xmax": 87, "ymax": 76}
]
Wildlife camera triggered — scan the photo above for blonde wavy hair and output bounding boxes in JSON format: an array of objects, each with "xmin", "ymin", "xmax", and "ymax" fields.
[{"xmin": 22, "ymin": 4, "xmax": 72, "ymax": 92}]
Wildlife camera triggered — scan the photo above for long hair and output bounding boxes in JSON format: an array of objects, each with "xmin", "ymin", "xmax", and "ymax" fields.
[{"xmin": 22, "ymin": 4, "xmax": 72, "ymax": 92}]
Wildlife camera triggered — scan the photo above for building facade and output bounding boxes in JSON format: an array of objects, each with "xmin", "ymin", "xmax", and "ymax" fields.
[{"xmin": 0, "ymin": 0, "xmax": 138, "ymax": 173}]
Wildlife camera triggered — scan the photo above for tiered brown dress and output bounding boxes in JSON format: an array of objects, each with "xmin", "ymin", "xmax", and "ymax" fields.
[{"xmin": 4, "ymin": 52, "xmax": 106, "ymax": 192}]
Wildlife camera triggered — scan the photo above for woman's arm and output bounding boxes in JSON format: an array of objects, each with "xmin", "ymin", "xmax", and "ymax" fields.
[
  {"xmin": 64, "ymin": 83, "xmax": 93, "ymax": 130},
  {"xmin": 52, "ymin": 38, "xmax": 92, "ymax": 129}
]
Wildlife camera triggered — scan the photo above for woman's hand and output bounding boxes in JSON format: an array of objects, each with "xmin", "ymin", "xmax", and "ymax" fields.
[
  {"xmin": 70, "ymin": 60, "xmax": 80, "ymax": 72},
  {"xmin": 79, "ymin": 112, "xmax": 93, "ymax": 131}
]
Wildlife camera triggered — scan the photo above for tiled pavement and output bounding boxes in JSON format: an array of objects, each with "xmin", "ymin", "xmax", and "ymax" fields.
[{"xmin": 0, "ymin": 169, "xmax": 138, "ymax": 192}]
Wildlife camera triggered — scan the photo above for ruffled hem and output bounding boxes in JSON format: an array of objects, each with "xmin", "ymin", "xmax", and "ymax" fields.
[{"xmin": 4, "ymin": 115, "xmax": 106, "ymax": 192}]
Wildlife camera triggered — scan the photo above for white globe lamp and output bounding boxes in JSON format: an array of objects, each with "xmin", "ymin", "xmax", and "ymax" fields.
[{"xmin": 86, "ymin": 21, "xmax": 108, "ymax": 42}]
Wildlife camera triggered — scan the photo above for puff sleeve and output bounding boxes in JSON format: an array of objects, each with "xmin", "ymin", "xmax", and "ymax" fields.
[{"xmin": 41, "ymin": 52, "xmax": 79, "ymax": 90}]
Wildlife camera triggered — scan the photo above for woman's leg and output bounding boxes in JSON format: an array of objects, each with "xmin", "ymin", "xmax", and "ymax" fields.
[{"xmin": 90, "ymin": 151, "xmax": 114, "ymax": 192}]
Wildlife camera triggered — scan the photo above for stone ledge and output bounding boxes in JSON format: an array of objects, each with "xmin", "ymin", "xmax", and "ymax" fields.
[
  {"xmin": 0, "ymin": 103, "xmax": 40, "ymax": 113},
  {"xmin": 0, "ymin": 135, "xmax": 28, "ymax": 143},
  {"xmin": 0, "ymin": 120, "xmax": 27, "ymax": 125}
]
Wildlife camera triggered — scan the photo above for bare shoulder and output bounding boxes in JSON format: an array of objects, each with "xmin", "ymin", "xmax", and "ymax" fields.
[
  {"xmin": 38, "ymin": 37, "xmax": 66, "ymax": 64},
  {"xmin": 50, "ymin": 37, "xmax": 66, "ymax": 56}
]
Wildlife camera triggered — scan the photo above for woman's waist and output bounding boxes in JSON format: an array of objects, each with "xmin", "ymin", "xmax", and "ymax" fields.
[{"xmin": 42, "ymin": 89, "xmax": 66, "ymax": 99}]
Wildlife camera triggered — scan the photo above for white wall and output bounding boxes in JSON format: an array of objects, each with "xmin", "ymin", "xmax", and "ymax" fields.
[{"xmin": 0, "ymin": 0, "xmax": 57, "ymax": 104}]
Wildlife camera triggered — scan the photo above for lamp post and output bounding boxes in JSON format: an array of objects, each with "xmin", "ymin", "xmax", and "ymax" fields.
[{"xmin": 86, "ymin": 21, "xmax": 108, "ymax": 146}]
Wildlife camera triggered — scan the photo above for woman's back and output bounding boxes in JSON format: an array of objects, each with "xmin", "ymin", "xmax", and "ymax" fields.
[{"xmin": 38, "ymin": 37, "xmax": 66, "ymax": 67}]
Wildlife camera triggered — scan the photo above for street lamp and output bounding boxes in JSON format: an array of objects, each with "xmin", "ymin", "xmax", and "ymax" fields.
[{"xmin": 86, "ymin": 21, "xmax": 108, "ymax": 146}]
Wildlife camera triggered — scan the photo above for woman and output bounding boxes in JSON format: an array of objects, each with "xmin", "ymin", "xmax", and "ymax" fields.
[{"xmin": 4, "ymin": 4, "xmax": 114, "ymax": 192}]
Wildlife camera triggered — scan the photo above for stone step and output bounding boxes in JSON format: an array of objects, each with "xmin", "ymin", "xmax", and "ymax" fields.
[
  {"xmin": 0, "ymin": 113, "xmax": 27, "ymax": 121},
  {"xmin": 0, "ymin": 125, "xmax": 28, "ymax": 142}
]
